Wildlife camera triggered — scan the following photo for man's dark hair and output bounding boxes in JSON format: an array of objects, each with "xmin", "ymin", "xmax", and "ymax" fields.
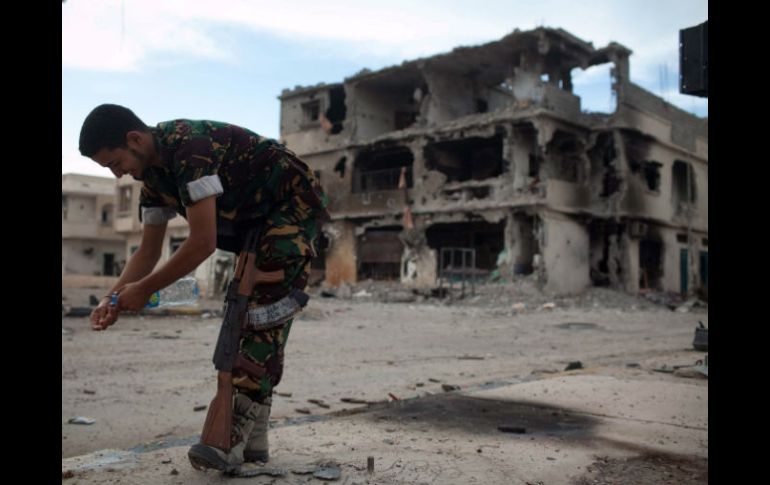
[{"xmin": 79, "ymin": 104, "xmax": 149, "ymax": 157}]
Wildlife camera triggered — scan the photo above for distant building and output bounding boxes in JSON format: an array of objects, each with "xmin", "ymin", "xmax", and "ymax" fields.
[
  {"xmin": 62, "ymin": 174, "xmax": 126, "ymax": 276},
  {"xmin": 278, "ymin": 27, "xmax": 708, "ymax": 296}
]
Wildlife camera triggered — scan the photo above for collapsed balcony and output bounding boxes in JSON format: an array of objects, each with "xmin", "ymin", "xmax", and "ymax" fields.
[
  {"xmin": 352, "ymin": 147, "xmax": 413, "ymax": 193},
  {"xmin": 424, "ymin": 134, "xmax": 505, "ymax": 183}
]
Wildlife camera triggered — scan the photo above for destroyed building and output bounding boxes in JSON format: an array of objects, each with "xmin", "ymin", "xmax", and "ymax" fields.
[{"xmin": 279, "ymin": 27, "xmax": 708, "ymax": 296}]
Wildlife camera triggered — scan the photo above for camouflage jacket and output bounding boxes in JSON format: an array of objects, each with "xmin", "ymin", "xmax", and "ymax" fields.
[{"xmin": 139, "ymin": 119, "xmax": 328, "ymax": 248}]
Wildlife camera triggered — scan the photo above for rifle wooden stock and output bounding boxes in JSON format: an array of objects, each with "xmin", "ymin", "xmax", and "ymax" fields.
[
  {"xmin": 198, "ymin": 228, "xmax": 286, "ymax": 452},
  {"xmin": 200, "ymin": 371, "xmax": 234, "ymax": 451},
  {"xmin": 198, "ymin": 228, "xmax": 282, "ymax": 452}
]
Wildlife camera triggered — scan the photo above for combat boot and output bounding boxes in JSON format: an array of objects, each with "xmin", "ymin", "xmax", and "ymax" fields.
[
  {"xmin": 244, "ymin": 399, "xmax": 271, "ymax": 463},
  {"xmin": 187, "ymin": 393, "xmax": 260, "ymax": 473}
]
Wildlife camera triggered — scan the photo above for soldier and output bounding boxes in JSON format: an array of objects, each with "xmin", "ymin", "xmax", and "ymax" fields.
[{"xmin": 79, "ymin": 104, "xmax": 329, "ymax": 471}]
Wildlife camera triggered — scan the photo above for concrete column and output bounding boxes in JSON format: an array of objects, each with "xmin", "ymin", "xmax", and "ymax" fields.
[
  {"xmin": 542, "ymin": 212, "xmax": 590, "ymax": 296},
  {"xmin": 324, "ymin": 220, "xmax": 357, "ymax": 287},
  {"xmin": 623, "ymin": 234, "xmax": 640, "ymax": 294}
]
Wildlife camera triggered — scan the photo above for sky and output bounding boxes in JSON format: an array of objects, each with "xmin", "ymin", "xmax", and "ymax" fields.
[{"xmin": 62, "ymin": 0, "xmax": 708, "ymax": 177}]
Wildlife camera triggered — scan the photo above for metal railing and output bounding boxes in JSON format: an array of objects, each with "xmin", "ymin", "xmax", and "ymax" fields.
[{"xmin": 438, "ymin": 247, "xmax": 478, "ymax": 298}]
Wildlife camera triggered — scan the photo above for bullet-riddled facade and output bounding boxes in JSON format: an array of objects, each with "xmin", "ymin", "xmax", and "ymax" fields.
[{"xmin": 284, "ymin": 27, "xmax": 707, "ymax": 296}]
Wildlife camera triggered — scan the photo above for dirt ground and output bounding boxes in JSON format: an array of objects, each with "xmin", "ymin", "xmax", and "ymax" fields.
[{"xmin": 62, "ymin": 281, "xmax": 708, "ymax": 484}]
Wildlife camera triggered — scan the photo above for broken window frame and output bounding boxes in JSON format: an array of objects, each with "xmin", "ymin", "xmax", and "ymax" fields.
[
  {"xmin": 300, "ymin": 99, "xmax": 321, "ymax": 127},
  {"xmin": 672, "ymin": 160, "xmax": 697, "ymax": 213},
  {"xmin": 352, "ymin": 148, "xmax": 414, "ymax": 193},
  {"xmin": 641, "ymin": 161, "xmax": 662, "ymax": 193}
]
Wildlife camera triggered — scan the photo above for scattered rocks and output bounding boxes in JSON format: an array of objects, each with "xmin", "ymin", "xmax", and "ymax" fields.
[
  {"xmin": 442, "ymin": 384, "xmax": 461, "ymax": 392},
  {"xmin": 314, "ymin": 463, "xmax": 342, "ymax": 481},
  {"xmin": 308, "ymin": 399, "xmax": 330, "ymax": 409},
  {"xmin": 674, "ymin": 367, "xmax": 707, "ymax": 379},
  {"xmin": 68, "ymin": 416, "xmax": 96, "ymax": 425},
  {"xmin": 295, "ymin": 408, "xmax": 311, "ymax": 414},
  {"xmin": 565, "ymin": 361, "xmax": 583, "ymax": 371},
  {"xmin": 235, "ymin": 464, "xmax": 287, "ymax": 478},
  {"xmin": 340, "ymin": 397, "xmax": 367, "ymax": 404}
]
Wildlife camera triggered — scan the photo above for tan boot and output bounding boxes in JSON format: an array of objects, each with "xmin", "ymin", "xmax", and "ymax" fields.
[
  {"xmin": 244, "ymin": 399, "xmax": 271, "ymax": 463},
  {"xmin": 188, "ymin": 394, "xmax": 260, "ymax": 473}
]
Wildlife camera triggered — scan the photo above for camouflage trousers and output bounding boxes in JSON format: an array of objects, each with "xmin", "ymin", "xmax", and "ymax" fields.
[{"xmin": 232, "ymin": 152, "xmax": 326, "ymax": 404}]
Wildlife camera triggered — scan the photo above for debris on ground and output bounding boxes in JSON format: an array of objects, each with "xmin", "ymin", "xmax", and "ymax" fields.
[
  {"xmin": 234, "ymin": 463, "xmax": 287, "ymax": 478},
  {"xmin": 83, "ymin": 389, "xmax": 96, "ymax": 395},
  {"xmin": 532, "ymin": 369, "xmax": 559, "ymax": 374},
  {"xmin": 193, "ymin": 405, "xmax": 207, "ymax": 412},
  {"xmin": 295, "ymin": 408, "xmax": 311, "ymax": 414},
  {"xmin": 541, "ymin": 302, "xmax": 556, "ymax": 310},
  {"xmin": 693, "ymin": 321, "xmax": 708, "ymax": 351},
  {"xmin": 291, "ymin": 465, "xmax": 317, "ymax": 475},
  {"xmin": 498, "ymin": 425, "xmax": 527, "ymax": 434},
  {"xmin": 565, "ymin": 361, "xmax": 583, "ymax": 371},
  {"xmin": 314, "ymin": 464, "xmax": 342, "ymax": 481},
  {"xmin": 308, "ymin": 399, "xmax": 330, "ymax": 409},
  {"xmin": 442, "ymin": 384, "xmax": 461, "ymax": 392},
  {"xmin": 65, "ymin": 307, "xmax": 93, "ymax": 317},
  {"xmin": 673, "ymin": 367, "xmax": 707, "ymax": 379},
  {"xmin": 340, "ymin": 397, "xmax": 367, "ymax": 404},
  {"xmin": 457, "ymin": 355, "xmax": 485, "ymax": 360},
  {"xmin": 68, "ymin": 416, "xmax": 96, "ymax": 425},
  {"xmin": 693, "ymin": 355, "xmax": 708, "ymax": 377},
  {"xmin": 388, "ymin": 393, "xmax": 400, "ymax": 401}
]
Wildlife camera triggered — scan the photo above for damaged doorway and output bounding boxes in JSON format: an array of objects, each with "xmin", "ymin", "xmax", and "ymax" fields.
[
  {"xmin": 357, "ymin": 226, "xmax": 404, "ymax": 280},
  {"xmin": 426, "ymin": 221, "xmax": 505, "ymax": 280},
  {"xmin": 512, "ymin": 213, "xmax": 539, "ymax": 276},
  {"xmin": 589, "ymin": 220, "xmax": 626, "ymax": 288},
  {"xmin": 639, "ymin": 239, "xmax": 663, "ymax": 291}
]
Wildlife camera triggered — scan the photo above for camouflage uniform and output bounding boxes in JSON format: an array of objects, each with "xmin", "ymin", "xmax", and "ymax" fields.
[{"xmin": 140, "ymin": 119, "xmax": 328, "ymax": 404}]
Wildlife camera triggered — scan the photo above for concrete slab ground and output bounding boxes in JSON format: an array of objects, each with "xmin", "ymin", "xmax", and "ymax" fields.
[{"xmin": 62, "ymin": 367, "xmax": 707, "ymax": 484}]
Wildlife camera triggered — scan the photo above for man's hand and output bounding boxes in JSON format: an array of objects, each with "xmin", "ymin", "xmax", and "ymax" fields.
[
  {"xmin": 114, "ymin": 281, "xmax": 154, "ymax": 311},
  {"xmin": 90, "ymin": 296, "xmax": 119, "ymax": 331}
]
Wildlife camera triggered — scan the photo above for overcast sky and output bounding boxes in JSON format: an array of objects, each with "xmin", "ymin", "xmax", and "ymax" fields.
[{"xmin": 62, "ymin": 0, "xmax": 708, "ymax": 177}]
